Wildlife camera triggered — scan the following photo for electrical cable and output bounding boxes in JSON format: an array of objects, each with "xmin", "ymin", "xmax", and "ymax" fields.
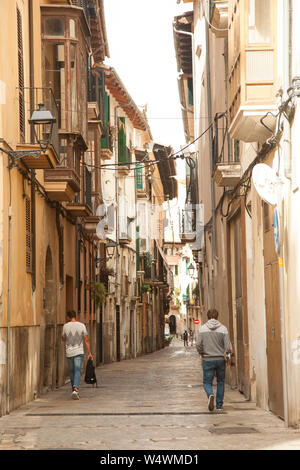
[{"xmin": 203, "ymin": 0, "xmax": 229, "ymax": 33}]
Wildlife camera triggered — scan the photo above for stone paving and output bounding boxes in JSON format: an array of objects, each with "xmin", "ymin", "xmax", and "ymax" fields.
[{"xmin": 1, "ymin": 339, "xmax": 300, "ymax": 451}]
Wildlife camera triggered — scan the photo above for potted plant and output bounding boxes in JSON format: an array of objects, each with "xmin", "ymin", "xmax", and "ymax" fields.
[
  {"xmin": 142, "ymin": 283, "xmax": 151, "ymax": 293},
  {"xmin": 90, "ymin": 281, "xmax": 106, "ymax": 307},
  {"xmin": 164, "ymin": 335, "xmax": 173, "ymax": 347}
]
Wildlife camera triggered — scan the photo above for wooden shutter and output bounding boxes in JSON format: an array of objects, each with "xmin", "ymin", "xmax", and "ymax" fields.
[
  {"xmin": 118, "ymin": 117, "xmax": 126, "ymax": 163},
  {"xmin": 25, "ymin": 197, "xmax": 32, "ymax": 273},
  {"xmin": 17, "ymin": 7, "xmax": 25, "ymax": 143}
]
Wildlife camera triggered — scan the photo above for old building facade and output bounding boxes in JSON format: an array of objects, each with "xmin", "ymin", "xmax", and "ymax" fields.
[
  {"xmin": 175, "ymin": 0, "xmax": 300, "ymax": 426},
  {"xmin": 0, "ymin": 0, "xmax": 174, "ymax": 416}
]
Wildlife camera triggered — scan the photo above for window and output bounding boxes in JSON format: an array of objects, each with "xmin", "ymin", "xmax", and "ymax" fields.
[
  {"xmin": 69, "ymin": 19, "xmax": 76, "ymax": 38},
  {"xmin": 187, "ymin": 77, "xmax": 193, "ymax": 107},
  {"xmin": 71, "ymin": 44, "xmax": 78, "ymax": 129},
  {"xmin": 45, "ymin": 43, "xmax": 65, "ymax": 128},
  {"xmin": 44, "ymin": 17, "xmax": 64, "ymax": 36},
  {"xmin": 248, "ymin": 0, "xmax": 271, "ymax": 44}
]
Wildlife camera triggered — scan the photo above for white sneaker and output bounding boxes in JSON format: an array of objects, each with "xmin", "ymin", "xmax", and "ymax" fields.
[
  {"xmin": 72, "ymin": 390, "xmax": 79, "ymax": 400},
  {"xmin": 208, "ymin": 395, "xmax": 214, "ymax": 411}
]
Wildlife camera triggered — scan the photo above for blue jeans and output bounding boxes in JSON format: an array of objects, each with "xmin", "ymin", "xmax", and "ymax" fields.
[
  {"xmin": 202, "ymin": 359, "xmax": 226, "ymax": 408},
  {"xmin": 67, "ymin": 354, "xmax": 84, "ymax": 390}
]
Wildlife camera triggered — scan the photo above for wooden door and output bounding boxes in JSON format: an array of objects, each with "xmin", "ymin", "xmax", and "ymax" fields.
[
  {"xmin": 263, "ymin": 203, "xmax": 284, "ymax": 418},
  {"xmin": 234, "ymin": 216, "xmax": 246, "ymax": 392}
]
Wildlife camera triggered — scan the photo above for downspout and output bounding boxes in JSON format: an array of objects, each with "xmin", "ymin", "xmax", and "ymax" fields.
[
  {"xmin": 114, "ymin": 105, "xmax": 120, "ymax": 310},
  {"xmin": 279, "ymin": 0, "xmax": 292, "ymax": 428},
  {"xmin": 205, "ymin": 13, "xmax": 216, "ymax": 307},
  {"xmin": 6, "ymin": 176, "xmax": 12, "ymax": 415},
  {"xmin": 29, "ymin": 0, "xmax": 36, "ymax": 293}
]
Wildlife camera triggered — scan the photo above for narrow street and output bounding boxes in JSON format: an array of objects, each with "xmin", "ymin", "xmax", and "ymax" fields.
[{"xmin": 0, "ymin": 339, "xmax": 299, "ymax": 452}]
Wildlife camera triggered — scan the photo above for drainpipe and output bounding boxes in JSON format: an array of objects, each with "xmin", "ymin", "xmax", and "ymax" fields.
[
  {"xmin": 278, "ymin": 0, "xmax": 292, "ymax": 428},
  {"xmin": 6, "ymin": 185, "xmax": 12, "ymax": 415},
  {"xmin": 205, "ymin": 14, "xmax": 216, "ymax": 308},
  {"xmin": 114, "ymin": 105, "xmax": 120, "ymax": 311}
]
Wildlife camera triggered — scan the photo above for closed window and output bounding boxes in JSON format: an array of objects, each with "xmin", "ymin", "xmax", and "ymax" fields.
[
  {"xmin": 44, "ymin": 17, "xmax": 65, "ymax": 36},
  {"xmin": 248, "ymin": 0, "xmax": 272, "ymax": 44}
]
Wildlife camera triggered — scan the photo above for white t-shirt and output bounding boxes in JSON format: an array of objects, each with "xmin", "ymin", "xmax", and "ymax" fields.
[{"xmin": 62, "ymin": 321, "xmax": 88, "ymax": 358}]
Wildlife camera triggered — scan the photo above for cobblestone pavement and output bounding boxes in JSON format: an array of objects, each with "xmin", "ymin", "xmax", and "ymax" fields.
[{"xmin": 1, "ymin": 339, "xmax": 300, "ymax": 451}]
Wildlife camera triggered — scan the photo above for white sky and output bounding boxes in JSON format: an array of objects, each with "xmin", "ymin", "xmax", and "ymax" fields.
[{"xmin": 104, "ymin": 0, "xmax": 190, "ymax": 151}]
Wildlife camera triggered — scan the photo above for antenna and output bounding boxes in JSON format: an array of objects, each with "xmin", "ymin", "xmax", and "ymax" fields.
[{"xmin": 252, "ymin": 163, "xmax": 279, "ymax": 206}]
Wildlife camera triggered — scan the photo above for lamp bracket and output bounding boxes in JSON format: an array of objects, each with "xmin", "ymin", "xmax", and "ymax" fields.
[{"xmin": 8, "ymin": 150, "xmax": 41, "ymax": 169}]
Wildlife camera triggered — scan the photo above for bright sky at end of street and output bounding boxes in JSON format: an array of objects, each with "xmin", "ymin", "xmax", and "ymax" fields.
[{"xmin": 104, "ymin": 0, "xmax": 190, "ymax": 152}]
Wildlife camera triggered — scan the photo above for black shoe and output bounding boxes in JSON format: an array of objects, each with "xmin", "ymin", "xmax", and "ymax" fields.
[{"xmin": 208, "ymin": 395, "xmax": 214, "ymax": 411}]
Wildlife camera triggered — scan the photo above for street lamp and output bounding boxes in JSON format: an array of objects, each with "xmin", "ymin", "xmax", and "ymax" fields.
[
  {"xmin": 29, "ymin": 103, "xmax": 56, "ymax": 152},
  {"xmin": 188, "ymin": 263, "xmax": 195, "ymax": 277},
  {"xmin": 96, "ymin": 240, "xmax": 117, "ymax": 265},
  {"xmin": 1, "ymin": 103, "xmax": 56, "ymax": 168}
]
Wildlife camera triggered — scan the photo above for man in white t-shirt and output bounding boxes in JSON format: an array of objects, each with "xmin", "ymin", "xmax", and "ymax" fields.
[{"xmin": 62, "ymin": 310, "xmax": 93, "ymax": 400}]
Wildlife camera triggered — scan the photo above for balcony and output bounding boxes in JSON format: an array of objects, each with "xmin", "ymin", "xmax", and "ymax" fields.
[
  {"xmin": 65, "ymin": 167, "xmax": 92, "ymax": 217},
  {"xmin": 210, "ymin": 1, "xmax": 228, "ymax": 38},
  {"xmin": 16, "ymin": 87, "xmax": 59, "ymax": 169},
  {"xmin": 83, "ymin": 215, "xmax": 101, "ymax": 237},
  {"xmin": 44, "ymin": 167, "xmax": 80, "ymax": 201},
  {"xmin": 119, "ymin": 233, "xmax": 132, "ymax": 245},
  {"xmin": 65, "ymin": 202, "xmax": 92, "ymax": 217},
  {"xmin": 228, "ymin": 0, "xmax": 277, "ymax": 143},
  {"xmin": 212, "ymin": 113, "xmax": 242, "ymax": 186},
  {"xmin": 179, "ymin": 208, "xmax": 196, "ymax": 243},
  {"xmin": 213, "ymin": 162, "xmax": 242, "ymax": 186}
]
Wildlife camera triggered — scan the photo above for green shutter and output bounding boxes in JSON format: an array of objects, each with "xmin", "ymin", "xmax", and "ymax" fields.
[
  {"xmin": 136, "ymin": 162, "xmax": 143, "ymax": 189},
  {"xmin": 101, "ymin": 91, "xmax": 110, "ymax": 148},
  {"xmin": 118, "ymin": 117, "xmax": 126, "ymax": 163}
]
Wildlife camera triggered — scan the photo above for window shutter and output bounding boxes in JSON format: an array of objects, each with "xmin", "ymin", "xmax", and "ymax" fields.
[
  {"xmin": 17, "ymin": 7, "xmax": 25, "ymax": 143},
  {"xmin": 136, "ymin": 162, "xmax": 143, "ymax": 189},
  {"xmin": 25, "ymin": 197, "xmax": 32, "ymax": 273},
  {"xmin": 118, "ymin": 117, "xmax": 126, "ymax": 163}
]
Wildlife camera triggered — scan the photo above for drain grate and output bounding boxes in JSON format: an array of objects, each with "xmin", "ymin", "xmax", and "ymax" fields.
[{"xmin": 209, "ymin": 426, "xmax": 258, "ymax": 435}]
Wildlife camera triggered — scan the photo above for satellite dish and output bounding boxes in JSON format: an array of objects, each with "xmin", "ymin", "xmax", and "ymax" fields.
[{"xmin": 252, "ymin": 163, "xmax": 279, "ymax": 206}]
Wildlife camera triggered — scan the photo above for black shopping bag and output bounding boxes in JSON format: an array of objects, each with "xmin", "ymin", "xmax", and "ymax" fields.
[{"xmin": 84, "ymin": 358, "xmax": 98, "ymax": 387}]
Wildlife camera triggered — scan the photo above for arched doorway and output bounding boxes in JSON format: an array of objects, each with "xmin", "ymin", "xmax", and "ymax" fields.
[
  {"xmin": 40, "ymin": 246, "xmax": 56, "ymax": 392},
  {"xmin": 169, "ymin": 314, "xmax": 177, "ymax": 335}
]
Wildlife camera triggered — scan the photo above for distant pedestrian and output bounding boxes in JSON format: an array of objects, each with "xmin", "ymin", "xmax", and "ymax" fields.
[
  {"xmin": 196, "ymin": 309, "xmax": 232, "ymax": 412},
  {"xmin": 183, "ymin": 329, "xmax": 188, "ymax": 347},
  {"xmin": 62, "ymin": 310, "xmax": 93, "ymax": 400}
]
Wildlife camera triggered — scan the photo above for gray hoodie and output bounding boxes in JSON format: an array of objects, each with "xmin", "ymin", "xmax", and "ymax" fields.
[{"xmin": 196, "ymin": 319, "xmax": 232, "ymax": 361}]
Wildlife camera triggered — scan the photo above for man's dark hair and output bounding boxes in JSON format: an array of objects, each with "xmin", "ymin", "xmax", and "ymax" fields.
[
  {"xmin": 67, "ymin": 310, "xmax": 76, "ymax": 319},
  {"xmin": 207, "ymin": 309, "xmax": 219, "ymax": 319}
]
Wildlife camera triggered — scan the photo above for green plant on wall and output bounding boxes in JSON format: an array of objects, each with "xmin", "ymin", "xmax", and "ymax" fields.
[
  {"xmin": 142, "ymin": 284, "xmax": 151, "ymax": 293},
  {"xmin": 91, "ymin": 281, "xmax": 106, "ymax": 307}
]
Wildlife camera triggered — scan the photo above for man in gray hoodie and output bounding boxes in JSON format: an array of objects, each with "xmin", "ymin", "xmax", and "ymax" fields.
[{"xmin": 196, "ymin": 309, "xmax": 232, "ymax": 411}]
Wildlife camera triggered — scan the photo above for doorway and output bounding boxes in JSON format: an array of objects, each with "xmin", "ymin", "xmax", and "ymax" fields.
[
  {"xmin": 40, "ymin": 246, "xmax": 56, "ymax": 392},
  {"xmin": 263, "ymin": 202, "xmax": 284, "ymax": 418},
  {"xmin": 228, "ymin": 208, "xmax": 250, "ymax": 395}
]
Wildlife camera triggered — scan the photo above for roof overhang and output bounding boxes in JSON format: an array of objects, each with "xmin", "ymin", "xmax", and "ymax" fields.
[
  {"xmin": 101, "ymin": 66, "xmax": 149, "ymax": 131},
  {"xmin": 89, "ymin": 0, "xmax": 110, "ymax": 63},
  {"xmin": 173, "ymin": 11, "xmax": 193, "ymax": 75}
]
